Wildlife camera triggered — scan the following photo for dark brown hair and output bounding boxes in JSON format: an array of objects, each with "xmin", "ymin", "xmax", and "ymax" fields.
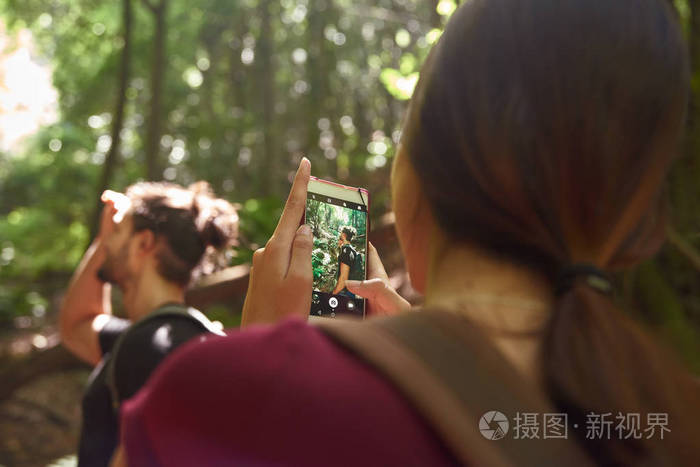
[
  {"xmin": 341, "ymin": 226, "xmax": 356, "ymax": 242},
  {"xmin": 126, "ymin": 181, "xmax": 238, "ymax": 286},
  {"xmin": 403, "ymin": 0, "xmax": 700, "ymax": 463}
]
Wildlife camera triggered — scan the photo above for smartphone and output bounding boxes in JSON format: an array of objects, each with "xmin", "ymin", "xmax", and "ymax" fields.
[{"xmin": 306, "ymin": 177, "xmax": 369, "ymax": 319}]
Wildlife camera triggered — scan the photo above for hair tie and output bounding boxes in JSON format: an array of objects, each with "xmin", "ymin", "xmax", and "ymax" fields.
[{"xmin": 555, "ymin": 263, "xmax": 612, "ymax": 296}]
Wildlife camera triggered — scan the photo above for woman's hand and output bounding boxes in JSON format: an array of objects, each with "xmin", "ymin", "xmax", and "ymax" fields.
[
  {"xmin": 241, "ymin": 159, "xmax": 314, "ymax": 327},
  {"xmin": 345, "ymin": 243, "xmax": 411, "ymax": 316}
]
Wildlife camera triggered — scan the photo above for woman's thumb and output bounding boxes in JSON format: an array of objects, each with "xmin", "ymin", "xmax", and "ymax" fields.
[
  {"xmin": 345, "ymin": 280, "xmax": 363, "ymax": 295},
  {"xmin": 345, "ymin": 278, "xmax": 385, "ymax": 298}
]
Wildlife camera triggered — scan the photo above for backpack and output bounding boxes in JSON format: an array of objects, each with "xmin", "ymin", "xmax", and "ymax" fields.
[
  {"xmin": 343, "ymin": 244, "xmax": 365, "ymax": 281},
  {"xmin": 317, "ymin": 310, "xmax": 591, "ymax": 466},
  {"xmin": 106, "ymin": 304, "xmax": 225, "ymax": 414}
]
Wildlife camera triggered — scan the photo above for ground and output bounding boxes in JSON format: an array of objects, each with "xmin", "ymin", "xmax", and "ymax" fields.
[{"xmin": 0, "ymin": 369, "xmax": 86, "ymax": 466}]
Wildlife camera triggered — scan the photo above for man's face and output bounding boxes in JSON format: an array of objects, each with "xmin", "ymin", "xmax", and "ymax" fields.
[
  {"xmin": 97, "ymin": 213, "xmax": 135, "ymax": 287},
  {"xmin": 338, "ymin": 232, "xmax": 347, "ymax": 248}
]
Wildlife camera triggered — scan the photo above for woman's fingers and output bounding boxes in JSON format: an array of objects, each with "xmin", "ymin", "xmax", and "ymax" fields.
[
  {"xmin": 241, "ymin": 224, "xmax": 313, "ymax": 327},
  {"xmin": 366, "ymin": 242, "xmax": 389, "ymax": 281},
  {"xmin": 346, "ymin": 278, "xmax": 410, "ymax": 315},
  {"xmin": 345, "ymin": 278, "xmax": 388, "ymax": 300},
  {"xmin": 272, "ymin": 158, "xmax": 311, "ymax": 246},
  {"xmin": 265, "ymin": 158, "xmax": 311, "ymax": 276},
  {"xmin": 287, "ymin": 225, "xmax": 313, "ymax": 283}
]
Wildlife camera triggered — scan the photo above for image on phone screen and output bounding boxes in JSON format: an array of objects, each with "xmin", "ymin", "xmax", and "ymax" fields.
[{"xmin": 306, "ymin": 182, "xmax": 368, "ymax": 319}]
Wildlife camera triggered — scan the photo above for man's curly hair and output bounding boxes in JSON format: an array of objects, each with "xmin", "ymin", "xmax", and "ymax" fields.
[
  {"xmin": 126, "ymin": 181, "xmax": 238, "ymax": 286},
  {"xmin": 340, "ymin": 226, "xmax": 356, "ymax": 242}
]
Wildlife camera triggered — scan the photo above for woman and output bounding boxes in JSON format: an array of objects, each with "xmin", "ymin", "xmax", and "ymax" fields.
[{"xmin": 116, "ymin": 0, "xmax": 700, "ymax": 465}]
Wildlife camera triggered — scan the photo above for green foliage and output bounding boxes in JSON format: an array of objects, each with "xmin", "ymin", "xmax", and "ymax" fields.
[
  {"xmin": 312, "ymin": 247, "xmax": 332, "ymax": 287},
  {"xmin": 0, "ymin": 0, "xmax": 445, "ymax": 324},
  {"xmin": 0, "ymin": 0, "xmax": 699, "ymax": 376},
  {"xmin": 232, "ymin": 197, "xmax": 283, "ymax": 265},
  {"xmin": 633, "ymin": 261, "xmax": 700, "ymax": 373}
]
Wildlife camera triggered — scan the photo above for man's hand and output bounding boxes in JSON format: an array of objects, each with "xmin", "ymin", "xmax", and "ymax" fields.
[
  {"xmin": 345, "ymin": 243, "xmax": 411, "ymax": 316},
  {"xmin": 241, "ymin": 158, "xmax": 313, "ymax": 327},
  {"xmin": 99, "ymin": 190, "xmax": 131, "ymax": 239}
]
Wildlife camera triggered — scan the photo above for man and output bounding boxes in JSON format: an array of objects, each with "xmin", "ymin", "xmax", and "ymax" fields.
[
  {"xmin": 59, "ymin": 181, "xmax": 238, "ymax": 467},
  {"xmin": 331, "ymin": 226, "xmax": 359, "ymax": 297}
]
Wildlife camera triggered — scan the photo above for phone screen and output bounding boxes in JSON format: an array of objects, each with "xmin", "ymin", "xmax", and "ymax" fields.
[{"xmin": 306, "ymin": 189, "xmax": 368, "ymax": 318}]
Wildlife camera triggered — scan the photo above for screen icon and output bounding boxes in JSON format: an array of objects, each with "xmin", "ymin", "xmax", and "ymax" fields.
[{"xmin": 328, "ymin": 297, "xmax": 338, "ymax": 308}]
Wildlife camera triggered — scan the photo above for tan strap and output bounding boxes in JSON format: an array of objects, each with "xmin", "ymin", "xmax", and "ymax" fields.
[{"xmin": 318, "ymin": 311, "xmax": 591, "ymax": 466}]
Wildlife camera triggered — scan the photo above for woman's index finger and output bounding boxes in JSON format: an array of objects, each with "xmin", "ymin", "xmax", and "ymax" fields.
[
  {"xmin": 367, "ymin": 242, "xmax": 390, "ymax": 281},
  {"xmin": 272, "ymin": 158, "xmax": 311, "ymax": 244}
]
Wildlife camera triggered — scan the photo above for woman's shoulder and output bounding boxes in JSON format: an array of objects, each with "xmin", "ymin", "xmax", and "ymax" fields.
[
  {"xmin": 134, "ymin": 316, "xmax": 416, "ymax": 415},
  {"xmin": 122, "ymin": 317, "xmax": 456, "ymax": 466}
]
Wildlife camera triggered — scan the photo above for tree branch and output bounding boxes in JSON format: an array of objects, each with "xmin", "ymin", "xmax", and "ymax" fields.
[{"xmin": 141, "ymin": 0, "xmax": 157, "ymax": 13}]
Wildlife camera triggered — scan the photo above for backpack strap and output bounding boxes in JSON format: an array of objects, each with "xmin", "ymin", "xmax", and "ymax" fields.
[
  {"xmin": 106, "ymin": 304, "xmax": 225, "ymax": 413},
  {"xmin": 317, "ymin": 310, "xmax": 591, "ymax": 466}
]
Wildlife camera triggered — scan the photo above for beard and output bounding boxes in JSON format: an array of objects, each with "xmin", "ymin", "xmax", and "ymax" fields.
[
  {"xmin": 97, "ymin": 243, "xmax": 129, "ymax": 286},
  {"xmin": 96, "ymin": 263, "xmax": 115, "ymax": 283}
]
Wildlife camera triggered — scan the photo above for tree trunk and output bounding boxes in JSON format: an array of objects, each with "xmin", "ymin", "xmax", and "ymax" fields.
[
  {"xmin": 258, "ymin": 0, "xmax": 276, "ymax": 195},
  {"xmin": 227, "ymin": 16, "xmax": 249, "ymax": 198},
  {"xmin": 305, "ymin": 0, "xmax": 337, "ymax": 177},
  {"xmin": 199, "ymin": 24, "xmax": 225, "ymax": 191},
  {"xmin": 143, "ymin": 0, "xmax": 168, "ymax": 181},
  {"xmin": 305, "ymin": 0, "xmax": 324, "ymax": 166},
  {"xmin": 89, "ymin": 0, "xmax": 133, "ymax": 239}
]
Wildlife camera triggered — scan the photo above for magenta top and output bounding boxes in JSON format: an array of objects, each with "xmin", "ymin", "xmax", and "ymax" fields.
[{"xmin": 121, "ymin": 318, "xmax": 459, "ymax": 466}]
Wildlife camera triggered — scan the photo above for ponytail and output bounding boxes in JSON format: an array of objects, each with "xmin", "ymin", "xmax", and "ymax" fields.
[{"xmin": 543, "ymin": 280, "xmax": 700, "ymax": 464}]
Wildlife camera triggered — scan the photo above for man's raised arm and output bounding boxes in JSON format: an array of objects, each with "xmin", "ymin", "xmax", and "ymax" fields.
[{"xmin": 59, "ymin": 191, "xmax": 128, "ymax": 365}]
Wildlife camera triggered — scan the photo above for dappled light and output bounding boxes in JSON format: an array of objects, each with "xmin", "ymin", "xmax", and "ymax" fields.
[
  {"xmin": 1, "ymin": 0, "xmax": 699, "ymax": 465},
  {"xmin": 0, "ymin": 24, "xmax": 58, "ymax": 152}
]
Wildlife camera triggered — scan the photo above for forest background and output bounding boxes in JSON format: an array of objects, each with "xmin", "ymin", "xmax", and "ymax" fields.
[
  {"xmin": 0, "ymin": 0, "xmax": 699, "ymax": 463},
  {"xmin": 0, "ymin": 0, "xmax": 700, "ymax": 454},
  {"xmin": 0, "ymin": 0, "xmax": 699, "ymax": 372}
]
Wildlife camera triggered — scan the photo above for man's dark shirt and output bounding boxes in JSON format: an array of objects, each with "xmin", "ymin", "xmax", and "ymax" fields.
[
  {"xmin": 336, "ymin": 244, "xmax": 356, "ymax": 281},
  {"xmin": 78, "ymin": 304, "xmax": 211, "ymax": 467}
]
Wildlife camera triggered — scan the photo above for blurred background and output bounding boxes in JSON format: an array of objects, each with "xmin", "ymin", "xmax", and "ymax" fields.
[{"xmin": 0, "ymin": 0, "xmax": 698, "ymax": 465}]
